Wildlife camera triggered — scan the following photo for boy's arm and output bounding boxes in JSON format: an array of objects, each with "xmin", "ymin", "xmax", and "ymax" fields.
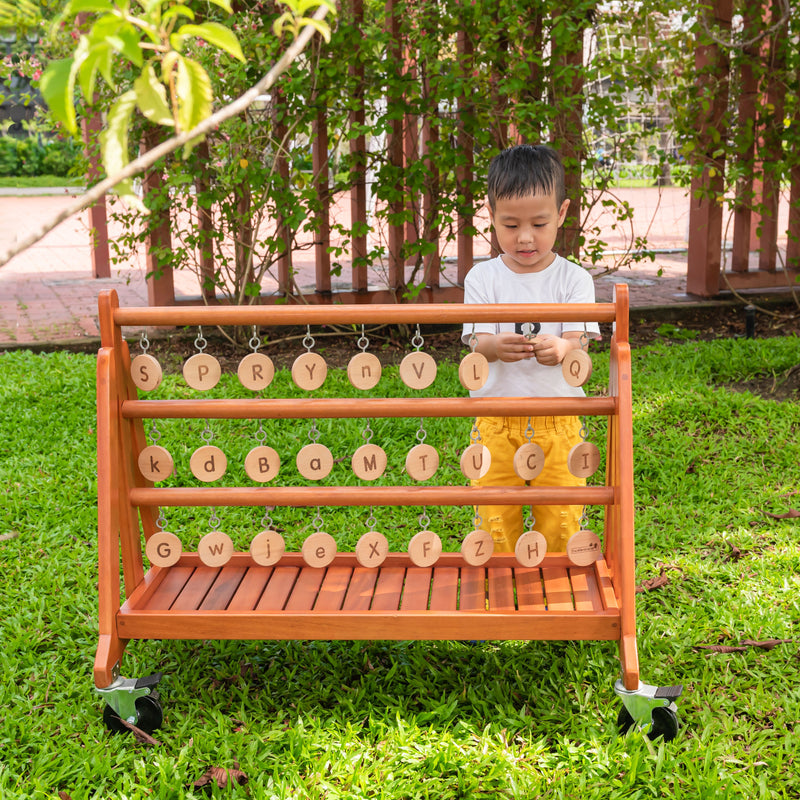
[
  {"xmin": 472, "ymin": 330, "xmax": 587, "ymax": 365},
  {"xmin": 529, "ymin": 331, "xmax": 587, "ymax": 366}
]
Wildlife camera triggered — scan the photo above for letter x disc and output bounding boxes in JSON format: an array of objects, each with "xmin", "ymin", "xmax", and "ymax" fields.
[
  {"xmin": 138, "ymin": 445, "xmax": 174, "ymax": 482},
  {"xmin": 356, "ymin": 531, "xmax": 388, "ymax": 568},
  {"xmin": 513, "ymin": 442, "xmax": 545, "ymax": 480}
]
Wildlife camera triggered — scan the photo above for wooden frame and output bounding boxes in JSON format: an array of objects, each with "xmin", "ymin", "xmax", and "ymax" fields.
[{"xmin": 95, "ymin": 286, "xmax": 639, "ymax": 701}]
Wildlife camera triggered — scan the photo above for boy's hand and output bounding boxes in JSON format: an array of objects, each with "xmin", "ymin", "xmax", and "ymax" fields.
[
  {"xmin": 531, "ymin": 333, "xmax": 583, "ymax": 366},
  {"xmin": 475, "ymin": 332, "xmax": 536, "ymax": 363}
]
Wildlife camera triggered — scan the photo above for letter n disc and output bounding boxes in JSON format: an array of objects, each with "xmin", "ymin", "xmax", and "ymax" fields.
[
  {"xmin": 405, "ymin": 443, "xmax": 439, "ymax": 481},
  {"xmin": 250, "ymin": 529, "xmax": 285, "ymax": 566},
  {"xmin": 190, "ymin": 445, "xmax": 228, "ymax": 482},
  {"xmin": 515, "ymin": 530, "xmax": 547, "ymax": 567},
  {"xmin": 461, "ymin": 529, "xmax": 493, "ymax": 566},
  {"xmin": 145, "ymin": 531, "xmax": 182, "ymax": 567},
  {"xmin": 398, "ymin": 352, "xmax": 437, "ymax": 389},
  {"xmin": 352, "ymin": 443, "xmax": 387, "ymax": 480},
  {"xmin": 131, "ymin": 354, "xmax": 163, "ymax": 392},
  {"xmin": 356, "ymin": 531, "xmax": 389, "ymax": 568},
  {"xmin": 562, "ymin": 349, "xmax": 593, "ymax": 387},
  {"xmin": 183, "ymin": 353, "xmax": 221, "ymax": 390},
  {"xmin": 458, "ymin": 351, "xmax": 489, "ymax": 391},
  {"xmin": 291, "ymin": 352, "xmax": 328, "ymax": 390},
  {"xmin": 460, "ymin": 443, "xmax": 491, "ymax": 480},
  {"xmin": 238, "ymin": 352, "xmax": 275, "ymax": 391},
  {"xmin": 513, "ymin": 442, "xmax": 545, "ymax": 480},
  {"xmin": 302, "ymin": 531, "xmax": 337, "ymax": 567},
  {"xmin": 198, "ymin": 531, "xmax": 234, "ymax": 567},
  {"xmin": 408, "ymin": 530, "xmax": 442, "ymax": 567},
  {"xmin": 347, "ymin": 352, "xmax": 382, "ymax": 390},
  {"xmin": 138, "ymin": 445, "xmax": 174, "ymax": 482},
  {"xmin": 245, "ymin": 445, "xmax": 281, "ymax": 482},
  {"xmin": 568, "ymin": 441, "xmax": 600, "ymax": 478},
  {"xmin": 567, "ymin": 529, "xmax": 602, "ymax": 566},
  {"xmin": 296, "ymin": 443, "xmax": 333, "ymax": 480}
]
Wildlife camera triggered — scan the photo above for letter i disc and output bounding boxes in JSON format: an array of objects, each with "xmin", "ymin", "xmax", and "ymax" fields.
[
  {"xmin": 515, "ymin": 530, "xmax": 547, "ymax": 567},
  {"xmin": 138, "ymin": 445, "xmax": 174, "ymax": 482},
  {"xmin": 408, "ymin": 529, "xmax": 442, "ymax": 567},
  {"xmin": 250, "ymin": 529, "xmax": 285, "ymax": 566},
  {"xmin": 567, "ymin": 441, "xmax": 600, "ymax": 478},
  {"xmin": 183, "ymin": 353, "xmax": 221, "ymax": 390},
  {"xmin": 145, "ymin": 531, "xmax": 182, "ymax": 567},
  {"xmin": 292, "ymin": 352, "xmax": 327, "ymax": 390},
  {"xmin": 130, "ymin": 354, "xmax": 163, "ymax": 392},
  {"xmin": 461, "ymin": 529, "xmax": 493, "ymax": 566},
  {"xmin": 458, "ymin": 351, "xmax": 489, "ymax": 391},
  {"xmin": 347, "ymin": 352, "xmax": 382, "ymax": 390}
]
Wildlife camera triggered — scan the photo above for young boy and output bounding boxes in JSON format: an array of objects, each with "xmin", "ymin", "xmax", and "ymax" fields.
[{"xmin": 461, "ymin": 144, "xmax": 600, "ymax": 553}]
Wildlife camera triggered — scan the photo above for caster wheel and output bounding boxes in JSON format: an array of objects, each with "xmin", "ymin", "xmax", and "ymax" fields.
[
  {"xmin": 103, "ymin": 693, "xmax": 164, "ymax": 735},
  {"xmin": 617, "ymin": 704, "xmax": 679, "ymax": 742}
]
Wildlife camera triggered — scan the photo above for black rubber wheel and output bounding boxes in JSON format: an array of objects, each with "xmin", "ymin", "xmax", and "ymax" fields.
[
  {"xmin": 617, "ymin": 704, "xmax": 679, "ymax": 742},
  {"xmin": 103, "ymin": 693, "xmax": 164, "ymax": 735}
]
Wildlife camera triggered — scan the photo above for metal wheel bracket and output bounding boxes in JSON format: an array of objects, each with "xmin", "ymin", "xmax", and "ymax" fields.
[
  {"xmin": 614, "ymin": 679, "xmax": 683, "ymax": 735},
  {"xmin": 96, "ymin": 672, "xmax": 163, "ymax": 724}
]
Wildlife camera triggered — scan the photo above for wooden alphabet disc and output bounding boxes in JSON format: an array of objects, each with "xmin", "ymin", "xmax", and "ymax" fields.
[
  {"xmin": 356, "ymin": 531, "xmax": 389, "ymax": 568},
  {"xmin": 460, "ymin": 443, "xmax": 491, "ymax": 480},
  {"xmin": 183, "ymin": 352, "xmax": 221, "ymax": 390},
  {"xmin": 250, "ymin": 529, "xmax": 285, "ymax": 566},
  {"xmin": 567, "ymin": 441, "xmax": 601, "ymax": 478},
  {"xmin": 190, "ymin": 445, "xmax": 227, "ymax": 482},
  {"xmin": 566, "ymin": 529, "xmax": 602, "ymax": 566},
  {"xmin": 238, "ymin": 352, "xmax": 275, "ymax": 391},
  {"xmin": 244, "ymin": 445, "xmax": 281, "ymax": 482},
  {"xmin": 291, "ymin": 352, "xmax": 328, "ymax": 391},
  {"xmin": 145, "ymin": 531, "xmax": 182, "ymax": 567},
  {"xmin": 138, "ymin": 445, "xmax": 174, "ymax": 482},
  {"xmin": 351, "ymin": 443, "xmax": 387, "ymax": 480},
  {"xmin": 513, "ymin": 442, "xmax": 545, "ymax": 480},
  {"xmin": 562, "ymin": 348, "xmax": 593, "ymax": 387},
  {"xmin": 347, "ymin": 352, "xmax": 382, "ymax": 390},
  {"xmin": 461, "ymin": 529, "xmax": 494, "ymax": 566},
  {"xmin": 198, "ymin": 530, "xmax": 234, "ymax": 567},
  {"xmin": 398, "ymin": 351, "xmax": 437, "ymax": 390},
  {"xmin": 131, "ymin": 353, "xmax": 163, "ymax": 392},
  {"xmin": 515, "ymin": 530, "xmax": 547, "ymax": 567},
  {"xmin": 302, "ymin": 531, "xmax": 337, "ymax": 567},
  {"xmin": 458, "ymin": 351, "xmax": 489, "ymax": 391},
  {"xmin": 296, "ymin": 443, "xmax": 333, "ymax": 480},
  {"xmin": 408, "ymin": 529, "xmax": 442, "ymax": 567},
  {"xmin": 405, "ymin": 443, "xmax": 439, "ymax": 481}
]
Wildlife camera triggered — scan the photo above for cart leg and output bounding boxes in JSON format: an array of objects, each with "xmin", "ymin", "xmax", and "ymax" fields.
[
  {"xmin": 97, "ymin": 671, "xmax": 164, "ymax": 735},
  {"xmin": 614, "ymin": 679, "xmax": 683, "ymax": 741}
]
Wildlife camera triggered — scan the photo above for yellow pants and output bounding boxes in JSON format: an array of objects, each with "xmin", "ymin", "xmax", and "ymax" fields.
[{"xmin": 472, "ymin": 415, "xmax": 586, "ymax": 553}]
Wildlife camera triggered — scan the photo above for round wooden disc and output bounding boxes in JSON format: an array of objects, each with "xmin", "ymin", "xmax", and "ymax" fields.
[
  {"xmin": 352, "ymin": 443, "xmax": 387, "ymax": 480},
  {"xmin": 515, "ymin": 530, "xmax": 547, "ymax": 567},
  {"xmin": 461, "ymin": 529, "xmax": 494, "ymax": 566},
  {"xmin": 238, "ymin": 352, "xmax": 275, "ymax": 391},
  {"xmin": 244, "ymin": 445, "xmax": 281, "ymax": 482},
  {"xmin": 250, "ymin": 529, "xmax": 285, "ymax": 566},
  {"xmin": 347, "ymin": 352, "xmax": 382, "ymax": 390},
  {"xmin": 190, "ymin": 445, "xmax": 227, "ymax": 482},
  {"xmin": 458, "ymin": 351, "xmax": 489, "ymax": 391},
  {"xmin": 513, "ymin": 442, "xmax": 545, "ymax": 480},
  {"xmin": 460, "ymin": 443, "xmax": 491, "ymax": 480},
  {"xmin": 568, "ymin": 441, "xmax": 601, "ymax": 478},
  {"xmin": 291, "ymin": 352, "xmax": 328, "ymax": 390},
  {"xmin": 198, "ymin": 530, "xmax": 234, "ymax": 567},
  {"xmin": 302, "ymin": 531, "xmax": 337, "ymax": 567},
  {"xmin": 405, "ymin": 443, "xmax": 439, "ymax": 481},
  {"xmin": 398, "ymin": 351, "xmax": 437, "ymax": 390},
  {"xmin": 567, "ymin": 529, "xmax": 602, "ymax": 566},
  {"xmin": 138, "ymin": 445, "xmax": 174, "ymax": 482},
  {"xmin": 130, "ymin": 353, "xmax": 163, "ymax": 392},
  {"xmin": 562, "ymin": 348, "xmax": 593, "ymax": 387},
  {"xmin": 356, "ymin": 531, "xmax": 389, "ymax": 568},
  {"xmin": 145, "ymin": 531, "xmax": 182, "ymax": 567},
  {"xmin": 296, "ymin": 443, "xmax": 333, "ymax": 480},
  {"xmin": 408, "ymin": 530, "xmax": 442, "ymax": 567},
  {"xmin": 183, "ymin": 352, "xmax": 221, "ymax": 390}
]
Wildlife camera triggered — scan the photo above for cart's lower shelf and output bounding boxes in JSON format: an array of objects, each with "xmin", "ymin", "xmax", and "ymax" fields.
[{"xmin": 117, "ymin": 552, "xmax": 622, "ymax": 641}]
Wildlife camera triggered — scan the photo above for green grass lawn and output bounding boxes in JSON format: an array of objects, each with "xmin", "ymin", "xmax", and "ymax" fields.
[{"xmin": 1, "ymin": 336, "xmax": 799, "ymax": 798}]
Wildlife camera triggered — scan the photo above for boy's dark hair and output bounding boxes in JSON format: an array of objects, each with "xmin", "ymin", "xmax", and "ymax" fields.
[{"xmin": 487, "ymin": 144, "xmax": 566, "ymax": 210}]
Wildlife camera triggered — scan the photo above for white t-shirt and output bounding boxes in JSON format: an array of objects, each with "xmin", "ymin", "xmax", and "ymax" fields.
[{"xmin": 461, "ymin": 254, "xmax": 601, "ymax": 398}]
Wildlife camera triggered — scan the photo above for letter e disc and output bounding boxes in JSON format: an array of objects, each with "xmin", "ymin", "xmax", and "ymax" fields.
[
  {"xmin": 515, "ymin": 530, "xmax": 547, "ymax": 567},
  {"xmin": 567, "ymin": 441, "xmax": 600, "ymax": 478},
  {"xmin": 562, "ymin": 349, "xmax": 593, "ymax": 387},
  {"xmin": 145, "ymin": 531, "xmax": 182, "ymax": 567},
  {"xmin": 352, "ymin": 443, "xmax": 387, "ymax": 480},
  {"xmin": 238, "ymin": 352, "xmax": 275, "ymax": 391},
  {"xmin": 302, "ymin": 531, "xmax": 337, "ymax": 567},
  {"xmin": 250, "ymin": 529, "xmax": 285, "ymax": 566},
  {"xmin": 567, "ymin": 529, "xmax": 602, "ymax": 566},
  {"xmin": 138, "ymin": 445, "xmax": 174, "ymax": 482},
  {"xmin": 347, "ymin": 352, "xmax": 382, "ymax": 390},
  {"xmin": 183, "ymin": 352, "xmax": 221, "ymax": 390},
  {"xmin": 245, "ymin": 445, "xmax": 281, "ymax": 482},
  {"xmin": 190, "ymin": 445, "xmax": 228, "ymax": 482},
  {"xmin": 460, "ymin": 443, "xmax": 491, "ymax": 480},
  {"xmin": 356, "ymin": 531, "xmax": 389, "ymax": 568},
  {"xmin": 296, "ymin": 443, "xmax": 333, "ymax": 480},
  {"xmin": 458, "ymin": 351, "xmax": 489, "ymax": 391},
  {"xmin": 291, "ymin": 352, "xmax": 327, "ymax": 390},
  {"xmin": 405, "ymin": 443, "xmax": 439, "ymax": 481},
  {"xmin": 408, "ymin": 530, "xmax": 442, "ymax": 567},
  {"xmin": 513, "ymin": 442, "xmax": 545, "ymax": 480},
  {"xmin": 198, "ymin": 530, "xmax": 234, "ymax": 567},
  {"xmin": 461, "ymin": 529, "xmax": 494, "ymax": 566},
  {"xmin": 398, "ymin": 351, "xmax": 437, "ymax": 389},
  {"xmin": 131, "ymin": 354, "xmax": 163, "ymax": 392}
]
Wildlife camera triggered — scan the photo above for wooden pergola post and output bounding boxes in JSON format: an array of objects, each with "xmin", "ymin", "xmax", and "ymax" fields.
[{"xmin": 81, "ymin": 111, "xmax": 110, "ymax": 280}]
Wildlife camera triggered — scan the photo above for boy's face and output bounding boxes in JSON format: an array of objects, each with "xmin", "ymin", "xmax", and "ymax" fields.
[{"xmin": 488, "ymin": 191, "xmax": 570, "ymax": 274}]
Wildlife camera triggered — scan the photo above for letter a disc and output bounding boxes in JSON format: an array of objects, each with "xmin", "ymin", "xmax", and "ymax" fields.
[
  {"xmin": 296, "ymin": 443, "xmax": 333, "ymax": 480},
  {"xmin": 145, "ymin": 531, "xmax": 182, "ymax": 567},
  {"xmin": 131, "ymin": 354, "xmax": 163, "ymax": 392}
]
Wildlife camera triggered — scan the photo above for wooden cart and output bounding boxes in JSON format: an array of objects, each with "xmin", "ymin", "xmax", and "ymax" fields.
[{"xmin": 94, "ymin": 285, "xmax": 681, "ymax": 738}]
